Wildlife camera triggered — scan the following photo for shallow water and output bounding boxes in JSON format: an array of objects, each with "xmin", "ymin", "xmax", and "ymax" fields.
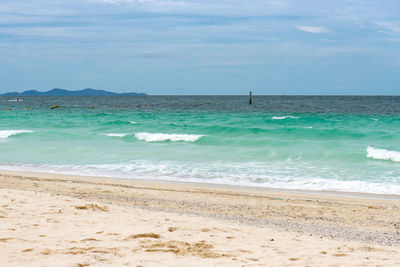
[{"xmin": 1, "ymin": 95, "xmax": 400, "ymax": 195}]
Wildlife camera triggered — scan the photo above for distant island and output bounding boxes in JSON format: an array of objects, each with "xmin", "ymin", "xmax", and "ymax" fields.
[{"xmin": 0, "ymin": 88, "xmax": 146, "ymax": 96}]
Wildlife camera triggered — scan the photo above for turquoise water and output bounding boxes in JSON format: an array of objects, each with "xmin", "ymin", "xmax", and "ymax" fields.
[{"xmin": 1, "ymin": 95, "xmax": 400, "ymax": 195}]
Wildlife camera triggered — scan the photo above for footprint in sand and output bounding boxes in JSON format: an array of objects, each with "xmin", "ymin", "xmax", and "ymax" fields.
[
  {"xmin": 125, "ymin": 233, "xmax": 161, "ymax": 240},
  {"xmin": 74, "ymin": 204, "xmax": 109, "ymax": 212},
  {"xmin": 142, "ymin": 240, "xmax": 226, "ymax": 258}
]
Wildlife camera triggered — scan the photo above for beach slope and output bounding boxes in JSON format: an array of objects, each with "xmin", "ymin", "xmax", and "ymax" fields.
[{"xmin": 1, "ymin": 170, "xmax": 400, "ymax": 266}]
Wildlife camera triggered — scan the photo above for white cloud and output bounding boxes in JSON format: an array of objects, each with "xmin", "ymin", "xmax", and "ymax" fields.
[
  {"xmin": 296, "ymin": 26, "xmax": 327, "ymax": 33},
  {"xmin": 101, "ymin": 0, "xmax": 155, "ymax": 3},
  {"xmin": 375, "ymin": 21, "xmax": 400, "ymax": 36}
]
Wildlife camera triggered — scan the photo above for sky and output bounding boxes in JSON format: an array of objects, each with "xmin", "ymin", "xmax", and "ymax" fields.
[{"xmin": 0, "ymin": 0, "xmax": 400, "ymax": 95}]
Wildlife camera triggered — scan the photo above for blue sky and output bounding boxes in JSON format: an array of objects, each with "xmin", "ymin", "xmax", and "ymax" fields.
[{"xmin": 0, "ymin": 0, "xmax": 400, "ymax": 95}]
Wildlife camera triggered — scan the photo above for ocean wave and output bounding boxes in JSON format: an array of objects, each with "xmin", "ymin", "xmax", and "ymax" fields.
[
  {"xmin": 104, "ymin": 133, "xmax": 128, "ymax": 137},
  {"xmin": 0, "ymin": 130, "xmax": 33, "ymax": 139},
  {"xmin": 272, "ymin": 116, "xmax": 299, "ymax": 120},
  {"xmin": 366, "ymin": 146, "xmax": 400, "ymax": 162},
  {"xmin": 103, "ymin": 120, "xmax": 132, "ymax": 126},
  {"xmin": 135, "ymin": 132, "xmax": 204, "ymax": 142},
  {"xmin": 130, "ymin": 121, "xmax": 137, "ymax": 124}
]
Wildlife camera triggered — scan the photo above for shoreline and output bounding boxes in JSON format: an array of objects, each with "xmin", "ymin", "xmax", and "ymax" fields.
[
  {"xmin": 1, "ymin": 169, "xmax": 400, "ymax": 265},
  {"xmin": 1, "ymin": 169, "xmax": 400, "ymax": 240},
  {"xmin": 1, "ymin": 168, "xmax": 399, "ymax": 201}
]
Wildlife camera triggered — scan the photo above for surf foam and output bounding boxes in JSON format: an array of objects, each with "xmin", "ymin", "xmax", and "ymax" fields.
[
  {"xmin": 0, "ymin": 130, "xmax": 33, "ymax": 139},
  {"xmin": 135, "ymin": 132, "xmax": 204, "ymax": 142},
  {"xmin": 272, "ymin": 116, "xmax": 299, "ymax": 120},
  {"xmin": 366, "ymin": 146, "xmax": 400, "ymax": 162},
  {"xmin": 105, "ymin": 133, "xmax": 128, "ymax": 137},
  {"xmin": 2, "ymin": 161, "xmax": 400, "ymax": 195}
]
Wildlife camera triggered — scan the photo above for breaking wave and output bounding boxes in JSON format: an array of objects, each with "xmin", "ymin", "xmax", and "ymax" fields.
[
  {"xmin": 135, "ymin": 132, "xmax": 204, "ymax": 142},
  {"xmin": 104, "ymin": 133, "xmax": 128, "ymax": 137},
  {"xmin": 272, "ymin": 116, "xmax": 299, "ymax": 120},
  {"xmin": 0, "ymin": 130, "xmax": 33, "ymax": 139},
  {"xmin": 366, "ymin": 146, "xmax": 400, "ymax": 163}
]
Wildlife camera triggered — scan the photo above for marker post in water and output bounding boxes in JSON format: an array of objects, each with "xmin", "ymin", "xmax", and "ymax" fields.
[{"xmin": 249, "ymin": 91, "xmax": 252, "ymax": 105}]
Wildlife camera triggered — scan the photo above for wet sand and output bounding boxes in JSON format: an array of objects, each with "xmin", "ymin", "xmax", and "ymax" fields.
[{"xmin": 1, "ymin": 170, "xmax": 400, "ymax": 266}]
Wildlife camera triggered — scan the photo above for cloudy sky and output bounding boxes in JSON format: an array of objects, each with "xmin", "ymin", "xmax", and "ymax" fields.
[{"xmin": 0, "ymin": 0, "xmax": 399, "ymax": 94}]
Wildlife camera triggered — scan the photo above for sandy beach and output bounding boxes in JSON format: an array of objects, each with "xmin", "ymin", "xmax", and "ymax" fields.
[{"xmin": 0, "ymin": 170, "xmax": 400, "ymax": 266}]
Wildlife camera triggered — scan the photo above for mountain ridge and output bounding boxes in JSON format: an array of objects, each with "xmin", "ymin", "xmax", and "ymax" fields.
[{"xmin": 0, "ymin": 88, "xmax": 146, "ymax": 96}]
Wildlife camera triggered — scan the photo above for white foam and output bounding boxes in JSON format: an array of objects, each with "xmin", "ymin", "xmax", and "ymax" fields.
[
  {"xmin": 7, "ymin": 99, "xmax": 23, "ymax": 102},
  {"xmin": 1, "ymin": 161, "xmax": 400, "ymax": 195},
  {"xmin": 135, "ymin": 132, "xmax": 204, "ymax": 142},
  {"xmin": 366, "ymin": 146, "xmax": 400, "ymax": 162},
  {"xmin": 129, "ymin": 121, "xmax": 137, "ymax": 124},
  {"xmin": 272, "ymin": 116, "xmax": 299, "ymax": 120},
  {"xmin": 0, "ymin": 130, "xmax": 33, "ymax": 139},
  {"xmin": 105, "ymin": 133, "xmax": 128, "ymax": 137}
]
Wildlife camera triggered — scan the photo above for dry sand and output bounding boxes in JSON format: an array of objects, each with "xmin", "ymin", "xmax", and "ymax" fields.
[{"xmin": 0, "ymin": 169, "xmax": 400, "ymax": 266}]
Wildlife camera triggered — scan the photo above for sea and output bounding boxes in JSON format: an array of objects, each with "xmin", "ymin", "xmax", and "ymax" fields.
[{"xmin": 1, "ymin": 95, "xmax": 400, "ymax": 195}]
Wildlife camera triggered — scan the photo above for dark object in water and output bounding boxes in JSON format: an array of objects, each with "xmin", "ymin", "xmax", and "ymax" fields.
[{"xmin": 249, "ymin": 91, "xmax": 252, "ymax": 105}]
